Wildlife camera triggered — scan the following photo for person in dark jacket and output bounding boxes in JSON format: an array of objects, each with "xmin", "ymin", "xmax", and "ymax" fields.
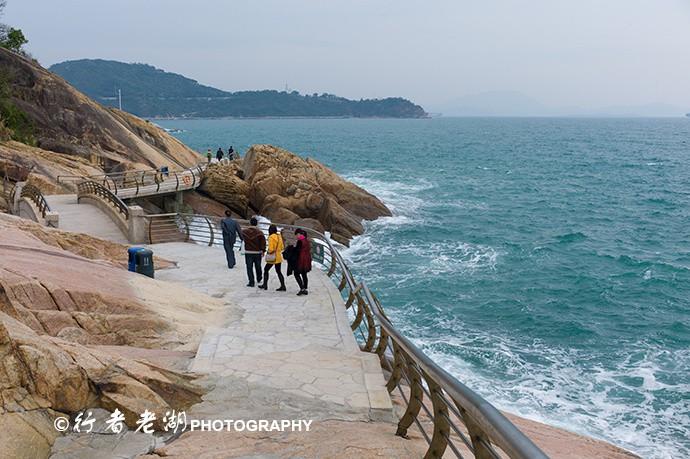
[
  {"xmin": 220, "ymin": 210, "xmax": 243, "ymax": 268},
  {"xmin": 216, "ymin": 147, "xmax": 224, "ymax": 161},
  {"xmin": 293, "ymin": 229, "xmax": 312, "ymax": 295},
  {"xmin": 228, "ymin": 146, "xmax": 235, "ymax": 160},
  {"xmin": 242, "ymin": 217, "xmax": 266, "ymax": 287}
]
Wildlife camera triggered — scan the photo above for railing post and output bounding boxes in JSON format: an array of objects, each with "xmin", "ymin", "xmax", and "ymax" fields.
[
  {"xmin": 350, "ymin": 295, "xmax": 365, "ymax": 332},
  {"xmin": 386, "ymin": 341, "xmax": 404, "ymax": 393},
  {"xmin": 396, "ymin": 355, "xmax": 424, "ymax": 438},
  {"xmin": 457, "ymin": 403, "xmax": 496, "ymax": 459},
  {"xmin": 423, "ymin": 371, "xmax": 451, "ymax": 459},
  {"xmin": 205, "ymin": 217, "xmax": 214, "ymax": 246},
  {"xmin": 374, "ymin": 328, "xmax": 391, "ymax": 370},
  {"xmin": 359, "ymin": 293, "xmax": 377, "ymax": 352},
  {"xmin": 327, "ymin": 248, "xmax": 337, "ymax": 277}
]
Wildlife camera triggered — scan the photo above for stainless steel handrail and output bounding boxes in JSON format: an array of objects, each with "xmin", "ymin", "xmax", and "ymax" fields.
[
  {"xmin": 77, "ymin": 180, "xmax": 130, "ymax": 219},
  {"xmin": 58, "ymin": 163, "xmax": 206, "ymax": 198},
  {"xmin": 19, "ymin": 183, "xmax": 52, "ymax": 218},
  {"xmin": 144, "ymin": 212, "xmax": 549, "ymax": 459}
]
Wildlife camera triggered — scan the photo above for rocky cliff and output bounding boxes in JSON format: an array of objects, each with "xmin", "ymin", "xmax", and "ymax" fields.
[
  {"xmin": 199, "ymin": 145, "xmax": 392, "ymax": 244},
  {"xmin": 0, "ymin": 48, "xmax": 200, "ymax": 189},
  {"xmin": 0, "ymin": 214, "xmax": 225, "ymax": 457}
]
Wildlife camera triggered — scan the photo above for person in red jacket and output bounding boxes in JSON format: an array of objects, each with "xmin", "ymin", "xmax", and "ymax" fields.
[{"xmin": 294, "ymin": 229, "xmax": 312, "ymax": 296}]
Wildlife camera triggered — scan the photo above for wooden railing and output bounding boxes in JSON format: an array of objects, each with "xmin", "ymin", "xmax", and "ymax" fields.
[
  {"xmin": 59, "ymin": 163, "xmax": 206, "ymax": 198},
  {"xmin": 77, "ymin": 180, "xmax": 129, "ymax": 220},
  {"xmin": 19, "ymin": 184, "xmax": 52, "ymax": 218},
  {"xmin": 145, "ymin": 213, "xmax": 549, "ymax": 459}
]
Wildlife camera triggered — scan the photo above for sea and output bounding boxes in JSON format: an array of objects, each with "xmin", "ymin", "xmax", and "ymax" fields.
[{"xmin": 157, "ymin": 117, "xmax": 690, "ymax": 459}]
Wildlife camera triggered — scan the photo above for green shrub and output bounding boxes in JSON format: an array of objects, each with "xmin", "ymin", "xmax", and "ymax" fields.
[{"xmin": 0, "ymin": 72, "xmax": 35, "ymax": 145}]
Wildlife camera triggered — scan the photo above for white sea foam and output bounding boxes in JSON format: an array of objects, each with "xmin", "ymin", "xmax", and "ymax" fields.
[
  {"xmin": 342, "ymin": 169, "xmax": 688, "ymax": 458},
  {"xmin": 408, "ymin": 326, "xmax": 690, "ymax": 459},
  {"xmin": 343, "ymin": 172, "xmax": 432, "ymax": 217}
]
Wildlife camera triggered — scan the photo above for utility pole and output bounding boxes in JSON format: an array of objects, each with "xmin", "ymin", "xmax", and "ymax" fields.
[{"xmin": 118, "ymin": 89, "xmax": 122, "ymax": 110}]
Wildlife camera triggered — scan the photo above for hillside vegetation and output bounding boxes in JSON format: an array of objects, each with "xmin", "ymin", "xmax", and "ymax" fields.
[{"xmin": 50, "ymin": 59, "xmax": 427, "ymax": 119}]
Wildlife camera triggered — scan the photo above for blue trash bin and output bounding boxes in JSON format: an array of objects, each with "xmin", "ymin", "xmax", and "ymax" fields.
[
  {"xmin": 128, "ymin": 247, "xmax": 145, "ymax": 272},
  {"xmin": 135, "ymin": 249, "xmax": 155, "ymax": 278}
]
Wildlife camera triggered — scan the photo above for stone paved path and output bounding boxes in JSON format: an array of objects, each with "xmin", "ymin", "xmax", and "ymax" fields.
[
  {"xmin": 150, "ymin": 242, "xmax": 393, "ymax": 423},
  {"xmin": 45, "ymin": 194, "xmax": 128, "ymax": 243}
]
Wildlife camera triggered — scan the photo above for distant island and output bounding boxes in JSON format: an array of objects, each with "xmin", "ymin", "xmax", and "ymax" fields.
[{"xmin": 49, "ymin": 59, "xmax": 427, "ymax": 119}]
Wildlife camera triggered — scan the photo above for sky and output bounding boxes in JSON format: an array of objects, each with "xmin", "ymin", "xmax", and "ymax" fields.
[{"xmin": 4, "ymin": 0, "xmax": 690, "ymax": 115}]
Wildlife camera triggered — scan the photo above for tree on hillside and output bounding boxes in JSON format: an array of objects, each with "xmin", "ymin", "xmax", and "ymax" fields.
[{"xmin": 0, "ymin": 0, "xmax": 28, "ymax": 55}]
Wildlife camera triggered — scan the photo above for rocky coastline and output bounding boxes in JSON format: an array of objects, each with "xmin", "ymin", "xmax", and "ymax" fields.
[{"xmin": 0, "ymin": 47, "xmax": 640, "ymax": 458}]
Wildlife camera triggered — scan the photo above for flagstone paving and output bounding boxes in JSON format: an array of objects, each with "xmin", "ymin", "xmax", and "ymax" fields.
[{"xmin": 150, "ymin": 242, "xmax": 393, "ymax": 423}]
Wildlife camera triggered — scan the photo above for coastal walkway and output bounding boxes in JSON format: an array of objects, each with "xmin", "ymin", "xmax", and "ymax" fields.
[
  {"xmin": 58, "ymin": 163, "xmax": 206, "ymax": 199},
  {"xmin": 151, "ymin": 243, "xmax": 395, "ymax": 424},
  {"xmin": 44, "ymin": 194, "xmax": 129, "ymax": 243}
]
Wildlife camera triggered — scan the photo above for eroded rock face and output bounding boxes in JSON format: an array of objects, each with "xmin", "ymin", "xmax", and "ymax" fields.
[
  {"xmin": 197, "ymin": 160, "xmax": 249, "ymax": 216},
  {"xmin": 0, "ymin": 48, "xmax": 200, "ymax": 172},
  {"xmin": 0, "ymin": 213, "xmax": 223, "ymax": 350},
  {"xmin": 200, "ymin": 145, "xmax": 391, "ymax": 244},
  {"xmin": 0, "ymin": 141, "xmax": 103, "ymax": 194},
  {"xmin": 0, "ymin": 314, "xmax": 203, "ymax": 457},
  {"xmin": 243, "ymin": 145, "xmax": 390, "ymax": 244},
  {"xmin": 0, "ymin": 214, "xmax": 216, "ymax": 457}
]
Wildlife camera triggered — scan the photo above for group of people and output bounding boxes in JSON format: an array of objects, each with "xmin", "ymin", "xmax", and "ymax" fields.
[
  {"xmin": 221, "ymin": 211, "xmax": 312, "ymax": 295},
  {"xmin": 207, "ymin": 146, "xmax": 237, "ymax": 163}
]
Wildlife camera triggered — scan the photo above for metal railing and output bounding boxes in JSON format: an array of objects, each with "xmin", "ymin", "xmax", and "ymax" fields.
[
  {"xmin": 77, "ymin": 180, "xmax": 129, "ymax": 220},
  {"xmin": 19, "ymin": 184, "xmax": 52, "ymax": 218},
  {"xmin": 145, "ymin": 212, "xmax": 549, "ymax": 459},
  {"xmin": 58, "ymin": 163, "xmax": 206, "ymax": 198},
  {"xmin": 2, "ymin": 174, "xmax": 16, "ymax": 208}
]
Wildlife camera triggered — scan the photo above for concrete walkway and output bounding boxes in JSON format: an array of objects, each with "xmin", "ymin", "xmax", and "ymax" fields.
[
  {"xmin": 45, "ymin": 194, "xmax": 128, "ymax": 244},
  {"xmin": 150, "ymin": 242, "xmax": 394, "ymax": 423}
]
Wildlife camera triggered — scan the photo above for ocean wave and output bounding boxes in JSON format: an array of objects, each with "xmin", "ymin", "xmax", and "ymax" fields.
[
  {"xmin": 410, "ymin": 329, "xmax": 690, "ymax": 459},
  {"xmin": 342, "ymin": 172, "xmax": 433, "ymax": 217}
]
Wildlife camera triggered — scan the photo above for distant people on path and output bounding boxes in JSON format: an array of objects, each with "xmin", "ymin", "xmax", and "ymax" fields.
[
  {"xmin": 293, "ymin": 229, "xmax": 312, "ymax": 296},
  {"xmin": 206, "ymin": 149, "xmax": 212, "ymax": 163},
  {"xmin": 228, "ymin": 146, "xmax": 235, "ymax": 160},
  {"xmin": 242, "ymin": 217, "xmax": 266, "ymax": 287},
  {"xmin": 216, "ymin": 147, "xmax": 224, "ymax": 161},
  {"xmin": 220, "ymin": 210, "xmax": 243, "ymax": 269},
  {"xmin": 258, "ymin": 224, "xmax": 286, "ymax": 291}
]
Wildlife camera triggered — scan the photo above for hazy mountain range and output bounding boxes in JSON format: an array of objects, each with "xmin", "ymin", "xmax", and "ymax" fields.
[
  {"xmin": 49, "ymin": 59, "xmax": 427, "ymax": 119},
  {"xmin": 432, "ymin": 91, "xmax": 688, "ymax": 117}
]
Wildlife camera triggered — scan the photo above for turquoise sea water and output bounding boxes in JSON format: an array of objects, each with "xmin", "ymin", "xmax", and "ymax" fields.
[{"xmin": 158, "ymin": 117, "xmax": 690, "ymax": 458}]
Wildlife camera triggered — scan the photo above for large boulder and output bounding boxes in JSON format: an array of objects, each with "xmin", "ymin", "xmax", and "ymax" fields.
[
  {"xmin": 198, "ymin": 161, "xmax": 250, "ymax": 217},
  {"xmin": 241, "ymin": 145, "xmax": 391, "ymax": 244}
]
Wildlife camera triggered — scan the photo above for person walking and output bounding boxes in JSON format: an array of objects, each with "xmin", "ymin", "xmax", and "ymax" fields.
[
  {"xmin": 228, "ymin": 146, "xmax": 235, "ymax": 160},
  {"xmin": 220, "ymin": 210, "xmax": 243, "ymax": 269},
  {"xmin": 258, "ymin": 224, "xmax": 286, "ymax": 291},
  {"xmin": 206, "ymin": 149, "xmax": 212, "ymax": 163},
  {"xmin": 242, "ymin": 217, "xmax": 265, "ymax": 287},
  {"xmin": 293, "ymin": 229, "xmax": 312, "ymax": 295},
  {"xmin": 216, "ymin": 147, "xmax": 224, "ymax": 161}
]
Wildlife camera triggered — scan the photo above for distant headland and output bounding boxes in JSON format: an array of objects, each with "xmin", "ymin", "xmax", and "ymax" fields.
[{"xmin": 49, "ymin": 59, "xmax": 428, "ymax": 119}]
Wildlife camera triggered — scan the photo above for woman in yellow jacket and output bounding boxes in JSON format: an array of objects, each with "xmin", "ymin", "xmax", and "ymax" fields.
[{"xmin": 259, "ymin": 224, "xmax": 286, "ymax": 291}]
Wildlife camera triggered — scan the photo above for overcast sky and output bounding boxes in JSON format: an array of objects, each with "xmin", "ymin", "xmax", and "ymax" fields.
[{"xmin": 4, "ymin": 0, "xmax": 690, "ymax": 114}]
